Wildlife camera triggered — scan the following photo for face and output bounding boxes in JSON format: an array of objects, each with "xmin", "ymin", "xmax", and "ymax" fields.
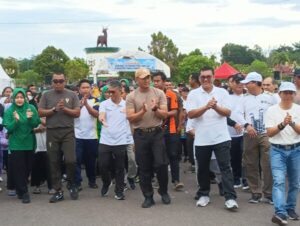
[
  {"xmin": 165, "ymin": 81, "xmax": 173, "ymax": 90},
  {"xmin": 108, "ymin": 86, "xmax": 121, "ymax": 102},
  {"xmin": 15, "ymin": 92, "xmax": 25, "ymax": 106},
  {"xmin": 262, "ymin": 78, "xmax": 275, "ymax": 92},
  {"xmin": 3, "ymin": 88, "xmax": 13, "ymax": 97},
  {"xmin": 52, "ymin": 74, "xmax": 66, "ymax": 91},
  {"xmin": 26, "ymin": 91, "xmax": 33, "ymax": 100},
  {"xmin": 29, "ymin": 86, "xmax": 37, "ymax": 94},
  {"xmin": 79, "ymin": 82, "xmax": 91, "ymax": 97},
  {"xmin": 181, "ymin": 91, "xmax": 189, "ymax": 99},
  {"xmin": 153, "ymin": 75, "xmax": 165, "ymax": 90},
  {"xmin": 231, "ymin": 80, "xmax": 244, "ymax": 94},
  {"xmin": 121, "ymin": 86, "xmax": 127, "ymax": 100},
  {"xmin": 136, "ymin": 75, "xmax": 151, "ymax": 89},
  {"xmin": 245, "ymin": 81, "xmax": 257, "ymax": 94},
  {"xmin": 279, "ymin": 91, "xmax": 295, "ymax": 102},
  {"xmin": 199, "ymin": 70, "xmax": 213, "ymax": 91},
  {"xmin": 228, "ymin": 77, "xmax": 234, "ymax": 90}
]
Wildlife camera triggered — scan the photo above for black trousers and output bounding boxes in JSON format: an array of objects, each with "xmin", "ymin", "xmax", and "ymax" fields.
[
  {"xmin": 98, "ymin": 144, "xmax": 126, "ymax": 195},
  {"xmin": 195, "ymin": 141, "xmax": 237, "ymax": 201},
  {"xmin": 165, "ymin": 133, "xmax": 181, "ymax": 182},
  {"xmin": 31, "ymin": 152, "xmax": 52, "ymax": 189},
  {"xmin": 134, "ymin": 128, "xmax": 169, "ymax": 197},
  {"xmin": 10, "ymin": 151, "xmax": 34, "ymax": 196},
  {"xmin": 186, "ymin": 133, "xmax": 195, "ymax": 165},
  {"xmin": 229, "ymin": 136, "xmax": 243, "ymax": 180}
]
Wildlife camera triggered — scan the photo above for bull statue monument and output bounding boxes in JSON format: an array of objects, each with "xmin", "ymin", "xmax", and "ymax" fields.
[{"xmin": 97, "ymin": 28, "xmax": 108, "ymax": 47}]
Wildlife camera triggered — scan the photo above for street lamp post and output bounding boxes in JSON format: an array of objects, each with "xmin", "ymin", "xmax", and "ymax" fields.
[{"xmin": 87, "ymin": 59, "xmax": 96, "ymax": 84}]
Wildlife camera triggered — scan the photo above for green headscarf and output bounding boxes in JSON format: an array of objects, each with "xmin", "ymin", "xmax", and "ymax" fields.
[
  {"xmin": 10, "ymin": 88, "xmax": 30, "ymax": 114},
  {"xmin": 100, "ymin": 85, "xmax": 108, "ymax": 102}
]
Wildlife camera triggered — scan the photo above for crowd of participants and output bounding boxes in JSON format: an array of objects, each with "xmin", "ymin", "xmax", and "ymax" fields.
[{"xmin": 0, "ymin": 67, "xmax": 300, "ymax": 226}]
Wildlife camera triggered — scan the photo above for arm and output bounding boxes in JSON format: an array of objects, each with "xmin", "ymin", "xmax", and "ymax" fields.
[
  {"xmin": 153, "ymin": 104, "xmax": 168, "ymax": 119},
  {"xmin": 227, "ymin": 117, "xmax": 237, "ymax": 127},
  {"xmin": 126, "ymin": 107, "xmax": 147, "ymax": 123},
  {"xmin": 83, "ymin": 97, "xmax": 99, "ymax": 118},
  {"xmin": 187, "ymin": 106, "xmax": 209, "ymax": 119},
  {"xmin": 213, "ymin": 105, "xmax": 231, "ymax": 117},
  {"xmin": 38, "ymin": 107, "xmax": 56, "ymax": 117},
  {"xmin": 62, "ymin": 107, "xmax": 80, "ymax": 118}
]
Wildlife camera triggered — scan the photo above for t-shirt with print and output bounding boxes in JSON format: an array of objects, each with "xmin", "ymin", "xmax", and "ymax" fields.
[
  {"xmin": 265, "ymin": 103, "xmax": 300, "ymax": 145},
  {"xmin": 126, "ymin": 87, "xmax": 167, "ymax": 129},
  {"xmin": 39, "ymin": 89, "xmax": 80, "ymax": 128},
  {"xmin": 235, "ymin": 92, "xmax": 277, "ymax": 134}
]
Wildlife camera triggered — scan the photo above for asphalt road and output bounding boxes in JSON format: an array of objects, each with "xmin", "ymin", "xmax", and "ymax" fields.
[{"xmin": 0, "ymin": 162, "xmax": 299, "ymax": 226}]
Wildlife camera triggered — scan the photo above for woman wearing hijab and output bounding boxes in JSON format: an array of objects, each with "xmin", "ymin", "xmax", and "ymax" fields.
[{"xmin": 3, "ymin": 88, "xmax": 41, "ymax": 204}]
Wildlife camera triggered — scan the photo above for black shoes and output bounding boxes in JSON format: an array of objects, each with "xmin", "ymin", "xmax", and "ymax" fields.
[
  {"xmin": 101, "ymin": 184, "xmax": 110, "ymax": 197},
  {"xmin": 158, "ymin": 189, "xmax": 171, "ymax": 205},
  {"xmin": 88, "ymin": 183, "xmax": 98, "ymax": 189},
  {"xmin": 127, "ymin": 177, "xmax": 136, "ymax": 190},
  {"xmin": 114, "ymin": 193, "xmax": 125, "ymax": 200},
  {"xmin": 248, "ymin": 194, "xmax": 262, "ymax": 204},
  {"xmin": 49, "ymin": 191, "xmax": 64, "ymax": 203},
  {"xmin": 22, "ymin": 193, "xmax": 30, "ymax": 204},
  {"xmin": 69, "ymin": 185, "xmax": 79, "ymax": 200},
  {"xmin": 141, "ymin": 196, "xmax": 155, "ymax": 208}
]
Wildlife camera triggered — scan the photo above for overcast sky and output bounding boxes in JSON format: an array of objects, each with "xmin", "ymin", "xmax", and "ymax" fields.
[{"xmin": 1, "ymin": 0, "xmax": 300, "ymax": 60}]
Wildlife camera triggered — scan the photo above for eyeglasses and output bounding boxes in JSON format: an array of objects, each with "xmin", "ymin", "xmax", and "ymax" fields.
[
  {"xmin": 200, "ymin": 76, "xmax": 212, "ymax": 80},
  {"xmin": 52, "ymin": 79, "xmax": 65, "ymax": 84}
]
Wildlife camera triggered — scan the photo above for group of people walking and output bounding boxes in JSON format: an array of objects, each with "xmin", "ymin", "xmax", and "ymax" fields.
[{"xmin": 0, "ymin": 66, "xmax": 300, "ymax": 226}]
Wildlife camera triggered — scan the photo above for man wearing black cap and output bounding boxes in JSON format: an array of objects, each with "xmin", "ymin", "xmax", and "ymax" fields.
[{"xmin": 293, "ymin": 68, "xmax": 300, "ymax": 104}]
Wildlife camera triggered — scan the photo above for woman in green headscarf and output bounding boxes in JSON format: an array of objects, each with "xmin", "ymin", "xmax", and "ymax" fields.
[{"xmin": 3, "ymin": 88, "xmax": 40, "ymax": 204}]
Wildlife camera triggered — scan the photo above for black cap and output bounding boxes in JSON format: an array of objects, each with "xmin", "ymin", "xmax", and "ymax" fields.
[
  {"xmin": 231, "ymin": 73, "xmax": 244, "ymax": 82},
  {"xmin": 181, "ymin": 87, "xmax": 190, "ymax": 92},
  {"xmin": 294, "ymin": 68, "xmax": 300, "ymax": 77}
]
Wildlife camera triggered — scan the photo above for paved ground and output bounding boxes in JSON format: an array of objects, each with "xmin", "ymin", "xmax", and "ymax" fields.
[{"xmin": 0, "ymin": 163, "xmax": 299, "ymax": 226}]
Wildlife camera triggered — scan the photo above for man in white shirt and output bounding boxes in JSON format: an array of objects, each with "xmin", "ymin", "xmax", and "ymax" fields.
[
  {"xmin": 186, "ymin": 66, "xmax": 238, "ymax": 210},
  {"xmin": 98, "ymin": 80, "xmax": 132, "ymax": 200},
  {"xmin": 74, "ymin": 79, "xmax": 99, "ymax": 190},
  {"xmin": 265, "ymin": 82, "xmax": 300, "ymax": 225},
  {"xmin": 238, "ymin": 72, "xmax": 277, "ymax": 204}
]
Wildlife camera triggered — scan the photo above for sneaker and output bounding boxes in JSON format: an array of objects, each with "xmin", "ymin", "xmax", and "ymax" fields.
[
  {"xmin": 134, "ymin": 176, "xmax": 140, "ymax": 183},
  {"xmin": 0, "ymin": 187, "xmax": 2, "ymax": 192},
  {"xmin": 88, "ymin": 183, "xmax": 98, "ymax": 189},
  {"xmin": 22, "ymin": 192, "xmax": 31, "ymax": 204},
  {"xmin": 127, "ymin": 177, "xmax": 136, "ymax": 190},
  {"xmin": 8, "ymin": 190, "xmax": 16, "ymax": 196},
  {"xmin": 225, "ymin": 199, "xmax": 238, "ymax": 210},
  {"xmin": 152, "ymin": 179, "xmax": 159, "ymax": 189},
  {"xmin": 0, "ymin": 176, "xmax": 3, "ymax": 182},
  {"xmin": 271, "ymin": 214, "xmax": 288, "ymax": 225},
  {"xmin": 248, "ymin": 194, "xmax": 262, "ymax": 204},
  {"xmin": 263, "ymin": 196, "xmax": 273, "ymax": 205},
  {"xmin": 123, "ymin": 183, "xmax": 128, "ymax": 192},
  {"xmin": 48, "ymin": 189, "xmax": 56, "ymax": 195},
  {"xmin": 33, "ymin": 187, "xmax": 41, "ymax": 194},
  {"xmin": 287, "ymin": 209, "xmax": 299, "ymax": 220},
  {"xmin": 49, "ymin": 191, "xmax": 64, "ymax": 203},
  {"xmin": 242, "ymin": 180, "xmax": 249, "ymax": 190},
  {"xmin": 101, "ymin": 184, "xmax": 110, "ymax": 197},
  {"xmin": 77, "ymin": 185, "xmax": 83, "ymax": 191},
  {"xmin": 233, "ymin": 179, "xmax": 242, "ymax": 188},
  {"xmin": 114, "ymin": 193, "xmax": 125, "ymax": 200},
  {"xmin": 158, "ymin": 189, "xmax": 171, "ymax": 204},
  {"xmin": 141, "ymin": 196, "xmax": 155, "ymax": 208},
  {"xmin": 174, "ymin": 181, "xmax": 184, "ymax": 191},
  {"xmin": 69, "ymin": 185, "xmax": 79, "ymax": 200},
  {"xmin": 196, "ymin": 196, "xmax": 210, "ymax": 207}
]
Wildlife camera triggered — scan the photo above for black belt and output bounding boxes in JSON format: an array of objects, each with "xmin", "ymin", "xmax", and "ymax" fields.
[
  {"xmin": 135, "ymin": 126, "xmax": 162, "ymax": 133},
  {"xmin": 271, "ymin": 142, "xmax": 300, "ymax": 150}
]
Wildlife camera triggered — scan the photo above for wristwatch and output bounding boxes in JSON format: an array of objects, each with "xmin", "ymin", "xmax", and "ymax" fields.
[{"xmin": 289, "ymin": 121, "xmax": 296, "ymax": 128}]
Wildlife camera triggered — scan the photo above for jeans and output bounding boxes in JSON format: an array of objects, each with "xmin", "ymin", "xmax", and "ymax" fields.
[
  {"xmin": 165, "ymin": 133, "xmax": 181, "ymax": 183},
  {"xmin": 270, "ymin": 145, "xmax": 300, "ymax": 216},
  {"xmin": 195, "ymin": 141, "xmax": 237, "ymax": 201}
]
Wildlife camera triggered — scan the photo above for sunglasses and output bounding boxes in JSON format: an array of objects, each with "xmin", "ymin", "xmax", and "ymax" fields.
[
  {"xmin": 108, "ymin": 90, "xmax": 116, "ymax": 94},
  {"xmin": 281, "ymin": 91, "xmax": 294, "ymax": 94},
  {"xmin": 52, "ymin": 79, "xmax": 65, "ymax": 84}
]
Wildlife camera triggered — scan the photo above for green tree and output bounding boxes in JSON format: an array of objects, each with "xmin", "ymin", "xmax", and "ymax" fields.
[
  {"xmin": 64, "ymin": 58, "xmax": 89, "ymax": 83},
  {"xmin": 269, "ymin": 51, "xmax": 290, "ymax": 66},
  {"xmin": 33, "ymin": 46, "xmax": 69, "ymax": 78},
  {"xmin": 221, "ymin": 43, "xmax": 255, "ymax": 65},
  {"xmin": 17, "ymin": 70, "xmax": 43, "ymax": 86},
  {"xmin": 177, "ymin": 55, "xmax": 216, "ymax": 82},
  {"xmin": 2, "ymin": 57, "xmax": 19, "ymax": 78},
  {"xmin": 148, "ymin": 31, "xmax": 179, "ymax": 78},
  {"xmin": 246, "ymin": 60, "xmax": 272, "ymax": 78},
  {"xmin": 18, "ymin": 57, "xmax": 35, "ymax": 73}
]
